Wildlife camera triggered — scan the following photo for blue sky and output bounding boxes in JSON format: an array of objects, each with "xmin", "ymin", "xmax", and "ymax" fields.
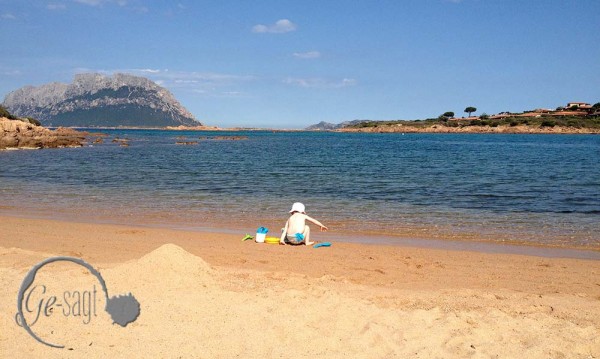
[{"xmin": 1, "ymin": 0, "xmax": 599, "ymax": 128}]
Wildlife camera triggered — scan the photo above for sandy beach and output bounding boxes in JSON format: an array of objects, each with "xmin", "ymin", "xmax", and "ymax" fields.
[{"xmin": 1, "ymin": 215, "xmax": 599, "ymax": 358}]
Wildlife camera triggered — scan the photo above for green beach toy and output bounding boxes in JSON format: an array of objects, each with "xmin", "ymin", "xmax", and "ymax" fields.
[{"xmin": 242, "ymin": 234, "xmax": 254, "ymax": 241}]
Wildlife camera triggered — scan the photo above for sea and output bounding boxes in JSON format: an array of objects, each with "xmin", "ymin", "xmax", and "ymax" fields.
[{"xmin": 1, "ymin": 130, "xmax": 599, "ymax": 251}]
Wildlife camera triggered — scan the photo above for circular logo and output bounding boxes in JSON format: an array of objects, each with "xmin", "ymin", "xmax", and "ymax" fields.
[{"xmin": 15, "ymin": 256, "xmax": 140, "ymax": 348}]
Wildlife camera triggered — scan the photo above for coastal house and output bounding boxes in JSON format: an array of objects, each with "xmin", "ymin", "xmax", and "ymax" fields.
[{"xmin": 566, "ymin": 102, "xmax": 592, "ymax": 110}]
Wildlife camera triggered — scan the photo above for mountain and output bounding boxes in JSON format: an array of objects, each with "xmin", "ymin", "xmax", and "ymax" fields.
[
  {"xmin": 2, "ymin": 73, "xmax": 200, "ymax": 127},
  {"xmin": 306, "ymin": 119, "xmax": 371, "ymax": 130},
  {"xmin": 305, "ymin": 121, "xmax": 338, "ymax": 130}
]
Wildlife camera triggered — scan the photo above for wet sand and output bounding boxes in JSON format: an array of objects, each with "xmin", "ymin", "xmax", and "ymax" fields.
[{"xmin": 1, "ymin": 215, "xmax": 599, "ymax": 358}]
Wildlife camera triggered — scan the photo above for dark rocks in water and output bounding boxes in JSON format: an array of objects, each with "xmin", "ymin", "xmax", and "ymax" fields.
[
  {"xmin": 175, "ymin": 141, "xmax": 199, "ymax": 145},
  {"xmin": 198, "ymin": 135, "xmax": 248, "ymax": 141},
  {"xmin": 214, "ymin": 135, "xmax": 248, "ymax": 140},
  {"xmin": 2, "ymin": 73, "xmax": 200, "ymax": 128},
  {"xmin": 110, "ymin": 138, "xmax": 130, "ymax": 147}
]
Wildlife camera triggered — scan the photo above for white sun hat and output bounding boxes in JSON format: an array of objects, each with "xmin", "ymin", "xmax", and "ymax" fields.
[{"xmin": 289, "ymin": 202, "xmax": 306, "ymax": 214}]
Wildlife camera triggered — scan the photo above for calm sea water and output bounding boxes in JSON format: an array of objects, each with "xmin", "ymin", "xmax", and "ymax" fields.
[{"xmin": 1, "ymin": 130, "xmax": 599, "ymax": 249}]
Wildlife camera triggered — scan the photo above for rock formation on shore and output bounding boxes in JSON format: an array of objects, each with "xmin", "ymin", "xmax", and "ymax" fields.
[
  {"xmin": 0, "ymin": 117, "xmax": 86, "ymax": 149},
  {"xmin": 338, "ymin": 123, "xmax": 600, "ymax": 134},
  {"xmin": 2, "ymin": 73, "xmax": 200, "ymax": 127}
]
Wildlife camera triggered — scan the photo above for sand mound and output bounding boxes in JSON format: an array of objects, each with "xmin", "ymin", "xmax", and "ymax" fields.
[
  {"xmin": 102, "ymin": 243, "xmax": 214, "ymax": 297},
  {"xmin": 136, "ymin": 243, "xmax": 213, "ymax": 274}
]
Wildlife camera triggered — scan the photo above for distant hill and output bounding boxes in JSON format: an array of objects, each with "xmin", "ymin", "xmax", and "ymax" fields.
[
  {"xmin": 2, "ymin": 73, "xmax": 200, "ymax": 127},
  {"xmin": 306, "ymin": 120, "xmax": 371, "ymax": 130}
]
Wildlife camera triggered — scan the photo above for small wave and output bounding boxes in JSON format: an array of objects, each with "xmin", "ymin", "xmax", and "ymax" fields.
[
  {"xmin": 468, "ymin": 194, "xmax": 538, "ymax": 199},
  {"xmin": 555, "ymin": 210, "xmax": 600, "ymax": 214}
]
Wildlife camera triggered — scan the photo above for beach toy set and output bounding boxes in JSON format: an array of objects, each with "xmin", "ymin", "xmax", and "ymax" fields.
[
  {"xmin": 243, "ymin": 226, "xmax": 331, "ymax": 247},
  {"xmin": 255, "ymin": 227, "xmax": 268, "ymax": 243},
  {"xmin": 254, "ymin": 227, "xmax": 280, "ymax": 244}
]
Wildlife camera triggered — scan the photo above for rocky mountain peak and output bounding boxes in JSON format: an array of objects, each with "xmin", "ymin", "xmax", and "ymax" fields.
[{"xmin": 2, "ymin": 73, "xmax": 199, "ymax": 127}]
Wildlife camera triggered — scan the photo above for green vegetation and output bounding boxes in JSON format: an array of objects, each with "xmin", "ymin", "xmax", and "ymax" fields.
[
  {"xmin": 351, "ymin": 118, "xmax": 439, "ymax": 129},
  {"xmin": 437, "ymin": 111, "xmax": 454, "ymax": 122},
  {"xmin": 540, "ymin": 120, "xmax": 556, "ymax": 128},
  {"xmin": 342, "ymin": 100, "xmax": 600, "ymax": 131},
  {"xmin": 51, "ymin": 105, "xmax": 185, "ymax": 127},
  {"xmin": 0, "ymin": 105, "xmax": 17, "ymax": 120},
  {"xmin": 23, "ymin": 117, "xmax": 42, "ymax": 126},
  {"xmin": 0, "ymin": 105, "xmax": 41, "ymax": 126},
  {"xmin": 344, "ymin": 115, "xmax": 600, "ymax": 130},
  {"xmin": 464, "ymin": 106, "xmax": 477, "ymax": 117}
]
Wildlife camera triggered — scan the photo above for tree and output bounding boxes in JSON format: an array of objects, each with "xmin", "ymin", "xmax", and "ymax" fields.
[
  {"xmin": 438, "ymin": 111, "xmax": 454, "ymax": 123},
  {"xmin": 0, "ymin": 105, "xmax": 16, "ymax": 119},
  {"xmin": 464, "ymin": 107, "xmax": 477, "ymax": 117},
  {"xmin": 24, "ymin": 117, "xmax": 41, "ymax": 126},
  {"xmin": 480, "ymin": 113, "xmax": 489, "ymax": 120},
  {"xmin": 592, "ymin": 102, "xmax": 600, "ymax": 110}
]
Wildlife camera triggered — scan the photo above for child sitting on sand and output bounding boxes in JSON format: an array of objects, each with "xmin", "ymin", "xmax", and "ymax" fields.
[{"xmin": 280, "ymin": 202, "xmax": 328, "ymax": 245}]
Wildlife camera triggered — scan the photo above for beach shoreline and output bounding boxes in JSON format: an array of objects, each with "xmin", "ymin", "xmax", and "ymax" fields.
[
  {"xmin": 2, "ymin": 210, "xmax": 600, "ymax": 258},
  {"xmin": 2, "ymin": 214, "xmax": 600, "ymax": 294},
  {"xmin": 1, "ymin": 215, "xmax": 599, "ymax": 357}
]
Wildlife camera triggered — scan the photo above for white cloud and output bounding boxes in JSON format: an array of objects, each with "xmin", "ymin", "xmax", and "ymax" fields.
[
  {"xmin": 283, "ymin": 77, "xmax": 357, "ymax": 89},
  {"xmin": 252, "ymin": 19, "xmax": 297, "ymax": 34},
  {"xmin": 1, "ymin": 13, "xmax": 16, "ymax": 20},
  {"xmin": 138, "ymin": 68, "xmax": 161, "ymax": 73},
  {"xmin": 73, "ymin": 0, "xmax": 103, "ymax": 5},
  {"xmin": 73, "ymin": 0, "xmax": 128, "ymax": 6},
  {"xmin": 1, "ymin": 69, "xmax": 22, "ymax": 76},
  {"xmin": 293, "ymin": 51, "xmax": 321, "ymax": 59},
  {"xmin": 47, "ymin": 3, "xmax": 67, "ymax": 10}
]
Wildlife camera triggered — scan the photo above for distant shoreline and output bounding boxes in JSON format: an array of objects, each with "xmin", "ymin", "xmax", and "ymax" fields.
[
  {"xmin": 59, "ymin": 125, "xmax": 600, "ymax": 134},
  {"xmin": 337, "ymin": 124, "xmax": 600, "ymax": 134},
  {"xmin": 54, "ymin": 125, "xmax": 300, "ymax": 132}
]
